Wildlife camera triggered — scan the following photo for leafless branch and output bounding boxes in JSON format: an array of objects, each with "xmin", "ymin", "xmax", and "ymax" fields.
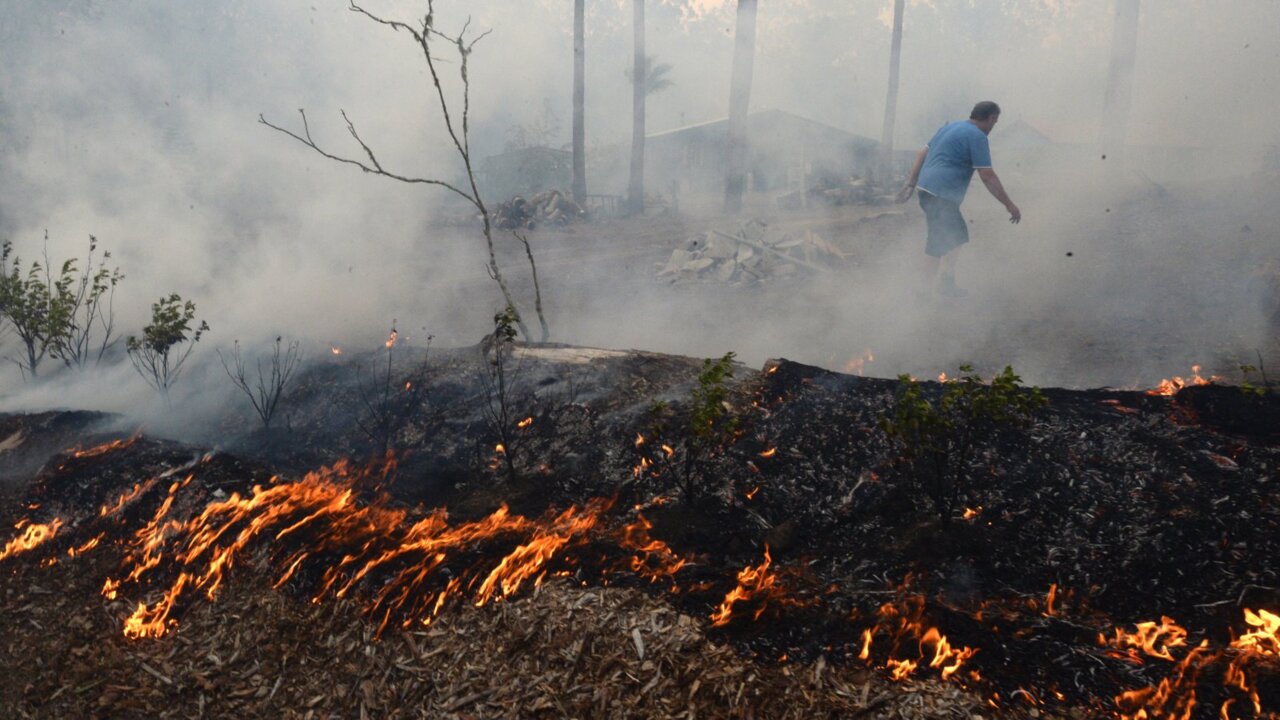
[
  {"xmin": 515, "ymin": 232, "xmax": 549, "ymax": 343},
  {"xmin": 258, "ymin": 110, "xmax": 475, "ymax": 205}
]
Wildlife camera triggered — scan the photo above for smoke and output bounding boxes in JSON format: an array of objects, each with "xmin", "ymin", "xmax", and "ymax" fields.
[{"xmin": 0, "ymin": 0, "xmax": 1277, "ymax": 428}]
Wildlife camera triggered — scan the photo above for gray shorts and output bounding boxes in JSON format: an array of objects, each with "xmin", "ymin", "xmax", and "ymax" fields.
[{"xmin": 919, "ymin": 191, "xmax": 969, "ymax": 257}]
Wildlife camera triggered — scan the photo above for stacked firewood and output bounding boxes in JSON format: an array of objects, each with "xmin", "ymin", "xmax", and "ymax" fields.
[
  {"xmin": 658, "ymin": 219, "xmax": 846, "ymax": 283},
  {"xmin": 492, "ymin": 190, "xmax": 585, "ymax": 230}
]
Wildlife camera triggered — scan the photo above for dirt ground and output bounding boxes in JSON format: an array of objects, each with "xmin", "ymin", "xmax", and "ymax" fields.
[{"xmin": 423, "ymin": 172, "xmax": 1280, "ymax": 393}]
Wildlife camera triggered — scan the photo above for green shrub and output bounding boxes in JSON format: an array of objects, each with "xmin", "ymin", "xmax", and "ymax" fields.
[
  {"xmin": 127, "ymin": 294, "xmax": 209, "ymax": 398},
  {"xmin": 882, "ymin": 364, "xmax": 1047, "ymax": 523}
]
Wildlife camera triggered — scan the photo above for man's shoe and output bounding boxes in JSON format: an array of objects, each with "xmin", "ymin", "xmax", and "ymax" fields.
[{"xmin": 937, "ymin": 275, "xmax": 969, "ymax": 298}]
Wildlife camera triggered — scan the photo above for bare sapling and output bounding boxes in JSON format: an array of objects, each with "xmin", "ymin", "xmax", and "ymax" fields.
[
  {"xmin": 355, "ymin": 324, "xmax": 434, "ymax": 460},
  {"xmin": 259, "ymin": 1, "xmax": 549, "ymax": 342},
  {"xmin": 218, "ymin": 337, "xmax": 303, "ymax": 429}
]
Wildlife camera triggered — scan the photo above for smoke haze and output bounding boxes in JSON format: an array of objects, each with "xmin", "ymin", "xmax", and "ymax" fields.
[{"xmin": 1, "ymin": 0, "xmax": 1277, "ymax": 425}]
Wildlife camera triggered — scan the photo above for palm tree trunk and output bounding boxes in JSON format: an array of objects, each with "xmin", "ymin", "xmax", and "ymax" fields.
[
  {"xmin": 877, "ymin": 0, "xmax": 905, "ymax": 184},
  {"xmin": 723, "ymin": 0, "xmax": 758, "ymax": 215},
  {"xmin": 626, "ymin": 0, "xmax": 645, "ymax": 216},
  {"xmin": 1101, "ymin": 0, "xmax": 1140, "ymax": 172},
  {"xmin": 572, "ymin": 0, "xmax": 587, "ymax": 203}
]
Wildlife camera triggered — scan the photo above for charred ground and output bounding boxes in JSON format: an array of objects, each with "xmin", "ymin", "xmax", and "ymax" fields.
[{"xmin": 2, "ymin": 340, "xmax": 1278, "ymax": 718}]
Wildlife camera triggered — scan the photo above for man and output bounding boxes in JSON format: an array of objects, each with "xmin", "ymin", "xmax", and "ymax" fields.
[{"xmin": 896, "ymin": 101, "xmax": 1021, "ymax": 297}]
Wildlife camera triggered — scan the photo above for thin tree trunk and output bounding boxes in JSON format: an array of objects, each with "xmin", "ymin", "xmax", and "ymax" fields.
[
  {"xmin": 626, "ymin": 0, "xmax": 645, "ymax": 216},
  {"xmin": 723, "ymin": 0, "xmax": 758, "ymax": 215},
  {"xmin": 877, "ymin": 0, "xmax": 905, "ymax": 184},
  {"xmin": 1101, "ymin": 0, "xmax": 1139, "ymax": 172},
  {"xmin": 572, "ymin": 0, "xmax": 587, "ymax": 203}
]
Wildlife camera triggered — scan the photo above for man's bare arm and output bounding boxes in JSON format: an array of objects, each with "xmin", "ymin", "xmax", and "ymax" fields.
[
  {"xmin": 977, "ymin": 167, "xmax": 1021, "ymax": 223},
  {"xmin": 895, "ymin": 147, "xmax": 929, "ymax": 203}
]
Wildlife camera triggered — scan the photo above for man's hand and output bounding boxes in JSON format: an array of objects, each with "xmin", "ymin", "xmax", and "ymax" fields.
[
  {"xmin": 895, "ymin": 184, "xmax": 915, "ymax": 204},
  {"xmin": 1006, "ymin": 203, "xmax": 1021, "ymax": 224}
]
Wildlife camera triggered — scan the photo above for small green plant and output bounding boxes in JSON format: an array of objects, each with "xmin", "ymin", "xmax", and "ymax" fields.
[
  {"xmin": 0, "ymin": 234, "xmax": 123, "ymax": 378},
  {"xmin": 882, "ymin": 364, "xmax": 1047, "ymax": 523},
  {"xmin": 1239, "ymin": 359, "xmax": 1272, "ymax": 397},
  {"xmin": 481, "ymin": 306, "xmax": 525, "ymax": 479},
  {"xmin": 641, "ymin": 352, "xmax": 740, "ymax": 504},
  {"xmin": 127, "ymin": 294, "xmax": 209, "ymax": 398},
  {"xmin": 219, "ymin": 336, "xmax": 303, "ymax": 429}
]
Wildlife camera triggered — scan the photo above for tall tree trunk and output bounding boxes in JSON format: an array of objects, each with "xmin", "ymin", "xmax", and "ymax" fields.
[
  {"xmin": 877, "ymin": 0, "xmax": 905, "ymax": 185},
  {"xmin": 626, "ymin": 0, "xmax": 645, "ymax": 216},
  {"xmin": 1101, "ymin": 0, "xmax": 1139, "ymax": 172},
  {"xmin": 723, "ymin": 0, "xmax": 758, "ymax": 215},
  {"xmin": 572, "ymin": 0, "xmax": 587, "ymax": 203}
]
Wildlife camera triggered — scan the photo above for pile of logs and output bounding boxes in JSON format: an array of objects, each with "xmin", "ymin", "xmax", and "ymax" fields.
[
  {"xmin": 658, "ymin": 219, "xmax": 847, "ymax": 284},
  {"xmin": 492, "ymin": 190, "xmax": 585, "ymax": 230}
]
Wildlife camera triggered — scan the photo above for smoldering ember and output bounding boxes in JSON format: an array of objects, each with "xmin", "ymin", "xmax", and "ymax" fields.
[{"xmin": 2, "ymin": 2, "xmax": 1280, "ymax": 720}]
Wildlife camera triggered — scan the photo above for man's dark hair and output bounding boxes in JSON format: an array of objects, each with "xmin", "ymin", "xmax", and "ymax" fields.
[{"xmin": 970, "ymin": 101, "xmax": 1001, "ymax": 121}]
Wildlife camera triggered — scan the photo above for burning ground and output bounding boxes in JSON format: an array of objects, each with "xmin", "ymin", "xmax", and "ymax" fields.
[{"xmin": 1, "ymin": 344, "xmax": 1279, "ymax": 718}]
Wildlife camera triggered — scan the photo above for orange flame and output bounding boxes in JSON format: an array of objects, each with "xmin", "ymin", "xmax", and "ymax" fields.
[
  {"xmin": 0, "ymin": 518, "xmax": 64, "ymax": 562},
  {"xmin": 1109, "ymin": 616, "xmax": 1188, "ymax": 662},
  {"xmin": 517, "ymin": 417, "xmax": 533, "ymax": 429},
  {"xmin": 385, "ymin": 330, "xmax": 398, "ymax": 350},
  {"xmin": 70, "ymin": 437, "xmax": 137, "ymax": 459},
  {"xmin": 1147, "ymin": 365, "xmax": 1212, "ymax": 396},
  {"xmin": 858, "ymin": 593, "xmax": 978, "ymax": 684},
  {"xmin": 710, "ymin": 547, "xmax": 787, "ymax": 627},
  {"xmin": 619, "ymin": 515, "xmax": 686, "ymax": 583},
  {"xmin": 845, "ymin": 349, "xmax": 875, "ymax": 376},
  {"xmin": 331, "ymin": 346, "xmax": 343, "ymax": 355},
  {"xmin": 759, "ymin": 447, "xmax": 777, "ymax": 458}
]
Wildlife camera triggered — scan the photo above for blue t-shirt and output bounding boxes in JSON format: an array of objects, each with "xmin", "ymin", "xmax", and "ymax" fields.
[{"xmin": 917, "ymin": 120, "xmax": 992, "ymax": 205}]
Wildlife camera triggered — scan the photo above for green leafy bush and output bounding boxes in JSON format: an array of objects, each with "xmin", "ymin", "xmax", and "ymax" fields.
[
  {"xmin": 0, "ymin": 235, "xmax": 123, "ymax": 377},
  {"xmin": 642, "ymin": 352, "xmax": 740, "ymax": 504},
  {"xmin": 127, "ymin": 294, "xmax": 209, "ymax": 397},
  {"xmin": 882, "ymin": 364, "xmax": 1047, "ymax": 522}
]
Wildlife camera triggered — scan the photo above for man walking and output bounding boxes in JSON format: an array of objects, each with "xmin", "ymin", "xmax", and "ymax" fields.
[{"xmin": 896, "ymin": 101, "xmax": 1020, "ymax": 297}]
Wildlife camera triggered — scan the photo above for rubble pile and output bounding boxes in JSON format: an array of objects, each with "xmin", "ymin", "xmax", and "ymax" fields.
[
  {"xmin": 491, "ymin": 189, "xmax": 585, "ymax": 230},
  {"xmin": 659, "ymin": 219, "xmax": 847, "ymax": 283}
]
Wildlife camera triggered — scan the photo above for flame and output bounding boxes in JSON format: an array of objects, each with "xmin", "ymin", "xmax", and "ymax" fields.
[
  {"xmin": 619, "ymin": 515, "xmax": 686, "ymax": 583},
  {"xmin": 635, "ymin": 433, "xmax": 645, "ymax": 447},
  {"xmin": 517, "ymin": 417, "xmax": 533, "ymax": 429},
  {"xmin": 857, "ymin": 594, "xmax": 978, "ymax": 684},
  {"xmin": 962, "ymin": 506, "xmax": 981, "ymax": 521},
  {"xmin": 1044, "ymin": 583, "xmax": 1057, "ymax": 617},
  {"xmin": 495, "ymin": 443, "xmax": 505, "ymax": 455},
  {"xmin": 759, "ymin": 447, "xmax": 777, "ymax": 458},
  {"xmin": 385, "ymin": 330, "xmax": 398, "ymax": 349},
  {"xmin": 745, "ymin": 486, "xmax": 760, "ymax": 500},
  {"xmin": 1111, "ymin": 609, "xmax": 1280, "ymax": 719},
  {"xmin": 67, "ymin": 535, "xmax": 103, "ymax": 558},
  {"xmin": 661, "ymin": 444, "xmax": 674, "ymax": 458},
  {"xmin": 1147, "ymin": 365, "xmax": 1212, "ymax": 396},
  {"xmin": 844, "ymin": 349, "xmax": 875, "ymax": 376},
  {"xmin": 100, "ymin": 479, "xmax": 158, "ymax": 517},
  {"xmin": 1109, "ymin": 616, "xmax": 1188, "ymax": 662},
  {"xmin": 938, "ymin": 372, "xmax": 948, "ymax": 383},
  {"xmin": 1232, "ymin": 608, "xmax": 1279, "ymax": 658},
  {"xmin": 331, "ymin": 346, "xmax": 343, "ymax": 355},
  {"xmin": 70, "ymin": 437, "xmax": 138, "ymax": 459},
  {"xmin": 0, "ymin": 518, "xmax": 64, "ymax": 562},
  {"xmin": 710, "ymin": 547, "xmax": 790, "ymax": 627},
  {"xmin": 53, "ymin": 460, "xmax": 702, "ymax": 641}
]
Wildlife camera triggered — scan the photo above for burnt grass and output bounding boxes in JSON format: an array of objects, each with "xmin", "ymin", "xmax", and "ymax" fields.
[{"xmin": 3, "ymin": 343, "xmax": 1279, "ymax": 715}]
